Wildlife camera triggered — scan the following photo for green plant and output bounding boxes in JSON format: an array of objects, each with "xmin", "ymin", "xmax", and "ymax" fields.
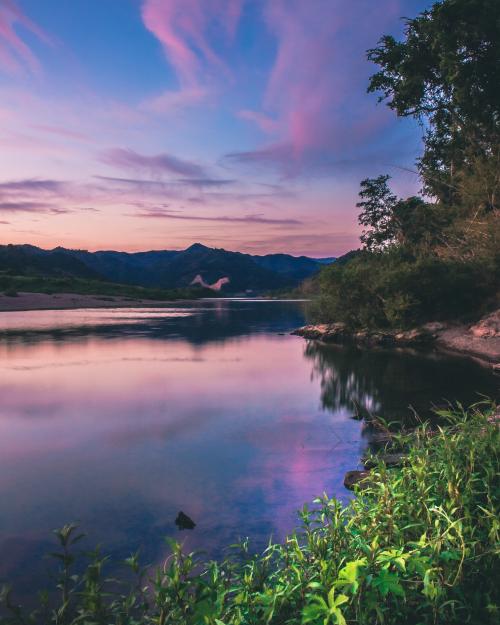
[{"xmin": 1, "ymin": 403, "xmax": 498, "ymax": 625}]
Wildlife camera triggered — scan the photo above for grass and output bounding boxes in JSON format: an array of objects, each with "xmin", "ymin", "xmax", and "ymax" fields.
[
  {"xmin": 1, "ymin": 403, "xmax": 498, "ymax": 625},
  {"xmin": 0, "ymin": 274, "xmax": 214, "ymax": 301}
]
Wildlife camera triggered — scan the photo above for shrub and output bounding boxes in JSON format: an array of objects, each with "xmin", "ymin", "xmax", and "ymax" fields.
[{"xmin": 314, "ymin": 251, "xmax": 499, "ymax": 329}]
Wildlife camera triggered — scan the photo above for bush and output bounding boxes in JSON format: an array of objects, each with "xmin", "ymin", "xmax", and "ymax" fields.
[
  {"xmin": 313, "ymin": 250, "xmax": 499, "ymax": 329},
  {"xmin": 1, "ymin": 403, "xmax": 498, "ymax": 625}
]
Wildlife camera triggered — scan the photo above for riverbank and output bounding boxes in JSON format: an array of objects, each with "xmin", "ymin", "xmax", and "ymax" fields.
[
  {"xmin": 292, "ymin": 309, "xmax": 500, "ymax": 369},
  {"xmin": 0, "ymin": 291, "xmax": 192, "ymax": 312}
]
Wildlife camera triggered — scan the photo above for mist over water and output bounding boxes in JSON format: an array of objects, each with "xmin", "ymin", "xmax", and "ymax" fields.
[{"xmin": 0, "ymin": 300, "xmax": 497, "ymax": 593}]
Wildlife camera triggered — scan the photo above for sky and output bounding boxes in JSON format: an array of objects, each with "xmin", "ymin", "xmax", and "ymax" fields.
[{"xmin": 0, "ymin": 0, "xmax": 432, "ymax": 257}]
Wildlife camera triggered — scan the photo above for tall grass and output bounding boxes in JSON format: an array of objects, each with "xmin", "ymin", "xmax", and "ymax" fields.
[{"xmin": 1, "ymin": 403, "xmax": 498, "ymax": 625}]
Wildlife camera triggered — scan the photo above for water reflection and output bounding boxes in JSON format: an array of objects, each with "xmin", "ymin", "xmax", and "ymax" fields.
[
  {"xmin": 0, "ymin": 300, "xmax": 497, "ymax": 597},
  {"xmin": 0, "ymin": 301, "xmax": 306, "ymax": 346},
  {"xmin": 305, "ymin": 341, "xmax": 499, "ymax": 423}
]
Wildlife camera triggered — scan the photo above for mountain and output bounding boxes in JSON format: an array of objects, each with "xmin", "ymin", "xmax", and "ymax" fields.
[
  {"xmin": 0, "ymin": 244, "xmax": 103, "ymax": 281},
  {"xmin": 0, "ymin": 243, "xmax": 335, "ymax": 293}
]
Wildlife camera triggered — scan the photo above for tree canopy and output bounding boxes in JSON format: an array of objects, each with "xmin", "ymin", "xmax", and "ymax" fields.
[{"xmin": 367, "ymin": 0, "xmax": 500, "ymax": 205}]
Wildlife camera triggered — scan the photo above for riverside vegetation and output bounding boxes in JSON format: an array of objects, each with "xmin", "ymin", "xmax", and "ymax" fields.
[
  {"xmin": 313, "ymin": 0, "xmax": 500, "ymax": 329},
  {"xmin": 1, "ymin": 403, "xmax": 498, "ymax": 625}
]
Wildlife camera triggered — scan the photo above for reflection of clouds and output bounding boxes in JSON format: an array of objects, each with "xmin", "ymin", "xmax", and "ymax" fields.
[
  {"xmin": 0, "ymin": 317, "xmax": 365, "ymax": 573},
  {"xmin": 105, "ymin": 408, "xmax": 218, "ymax": 446},
  {"xmin": 234, "ymin": 411, "xmax": 363, "ymax": 540}
]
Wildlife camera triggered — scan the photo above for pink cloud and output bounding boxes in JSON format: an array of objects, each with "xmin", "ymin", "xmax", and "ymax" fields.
[
  {"xmin": 0, "ymin": 0, "xmax": 52, "ymax": 75},
  {"xmin": 237, "ymin": 109, "xmax": 280, "ymax": 134},
  {"xmin": 30, "ymin": 125, "xmax": 92, "ymax": 143},
  {"xmin": 100, "ymin": 147, "xmax": 207, "ymax": 178},
  {"xmin": 141, "ymin": 86, "xmax": 208, "ymax": 115},
  {"xmin": 227, "ymin": 0, "xmax": 401, "ymax": 175},
  {"xmin": 141, "ymin": 0, "xmax": 243, "ymax": 87}
]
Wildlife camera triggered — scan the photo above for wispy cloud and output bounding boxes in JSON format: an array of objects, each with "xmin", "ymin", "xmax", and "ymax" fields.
[
  {"xmin": 31, "ymin": 124, "xmax": 92, "ymax": 143},
  {"xmin": 0, "ymin": 0, "xmax": 53, "ymax": 75},
  {"xmin": 141, "ymin": 0, "xmax": 243, "ymax": 87},
  {"xmin": 237, "ymin": 110, "xmax": 280, "ymax": 134},
  {"xmin": 100, "ymin": 148, "xmax": 207, "ymax": 178},
  {"xmin": 132, "ymin": 208, "xmax": 302, "ymax": 225},
  {"xmin": 141, "ymin": 86, "xmax": 208, "ymax": 115},
  {"xmin": 242, "ymin": 232, "xmax": 360, "ymax": 256},
  {"xmin": 0, "ymin": 201, "xmax": 69, "ymax": 214},
  {"xmin": 95, "ymin": 174, "xmax": 235, "ymax": 189},
  {"xmin": 139, "ymin": 0, "xmax": 244, "ymax": 115},
  {"xmin": 226, "ymin": 0, "xmax": 401, "ymax": 176},
  {"xmin": 0, "ymin": 178, "xmax": 64, "ymax": 193}
]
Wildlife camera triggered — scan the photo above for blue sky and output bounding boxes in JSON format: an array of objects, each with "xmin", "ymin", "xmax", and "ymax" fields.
[{"xmin": 0, "ymin": 0, "xmax": 432, "ymax": 255}]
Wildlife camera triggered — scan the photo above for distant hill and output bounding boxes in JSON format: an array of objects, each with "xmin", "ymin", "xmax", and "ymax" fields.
[{"xmin": 0, "ymin": 243, "xmax": 336, "ymax": 293}]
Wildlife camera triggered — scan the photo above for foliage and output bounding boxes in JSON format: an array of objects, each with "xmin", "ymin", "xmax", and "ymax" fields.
[
  {"xmin": 316, "ymin": 0, "xmax": 500, "ymax": 329},
  {"xmin": 1, "ymin": 404, "xmax": 499, "ymax": 625},
  {"xmin": 357, "ymin": 176, "xmax": 447, "ymax": 254},
  {"xmin": 357, "ymin": 175, "xmax": 398, "ymax": 252},
  {"xmin": 313, "ymin": 249, "xmax": 499, "ymax": 329},
  {"xmin": 367, "ymin": 0, "xmax": 500, "ymax": 205}
]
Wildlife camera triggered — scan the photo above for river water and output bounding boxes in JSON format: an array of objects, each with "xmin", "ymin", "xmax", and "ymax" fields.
[{"xmin": 0, "ymin": 300, "xmax": 498, "ymax": 592}]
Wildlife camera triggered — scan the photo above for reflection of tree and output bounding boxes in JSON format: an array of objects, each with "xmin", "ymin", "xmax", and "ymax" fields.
[
  {"xmin": 304, "ymin": 341, "xmax": 499, "ymax": 424},
  {"xmin": 306, "ymin": 342, "xmax": 381, "ymax": 417}
]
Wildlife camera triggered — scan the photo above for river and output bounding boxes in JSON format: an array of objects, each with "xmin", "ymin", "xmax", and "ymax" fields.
[{"xmin": 0, "ymin": 300, "xmax": 498, "ymax": 592}]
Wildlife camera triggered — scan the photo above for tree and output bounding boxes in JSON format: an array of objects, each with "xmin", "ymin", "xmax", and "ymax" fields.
[
  {"xmin": 367, "ymin": 0, "xmax": 500, "ymax": 205},
  {"xmin": 357, "ymin": 175, "xmax": 398, "ymax": 252},
  {"xmin": 358, "ymin": 176, "xmax": 445, "ymax": 254}
]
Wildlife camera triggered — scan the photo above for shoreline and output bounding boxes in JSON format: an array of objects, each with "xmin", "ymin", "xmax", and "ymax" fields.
[
  {"xmin": 292, "ymin": 312, "xmax": 500, "ymax": 370},
  {"xmin": 0, "ymin": 291, "xmax": 192, "ymax": 313}
]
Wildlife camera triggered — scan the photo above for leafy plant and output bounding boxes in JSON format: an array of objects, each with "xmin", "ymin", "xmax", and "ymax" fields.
[{"xmin": 1, "ymin": 402, "xmax": 498, "ymax": 625}]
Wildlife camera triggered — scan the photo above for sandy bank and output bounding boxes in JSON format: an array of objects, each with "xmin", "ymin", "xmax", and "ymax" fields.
[
  {"xmin": 0, "ymin": 292, "xmax": 184, "ymax": 312},
  {"xmin": 437, "ymin": 311, "xmax": 500, "ymax": 367}
]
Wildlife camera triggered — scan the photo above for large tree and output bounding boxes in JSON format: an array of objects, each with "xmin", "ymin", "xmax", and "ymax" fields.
[{"xmin": 367, "ymin": 0, "xmax": 500, "ymax": 208}]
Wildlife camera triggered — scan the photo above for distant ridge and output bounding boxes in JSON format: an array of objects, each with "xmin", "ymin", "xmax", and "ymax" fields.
[{"xmin": 0, "ymin": 243, "xmax": 335, "ymax": 293}]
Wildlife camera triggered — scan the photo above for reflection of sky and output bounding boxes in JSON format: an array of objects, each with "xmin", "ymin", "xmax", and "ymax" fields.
[
  {"xmin": 0, "ymin": 307, "xmax": 364, "ymax": 590},
  {"xmin": 1, "ymin": 303, "xmax": 496, "ymax": 594},
  {"xmin": 0, "ymin": 307, "xmax": 194, "ymax": 331}
]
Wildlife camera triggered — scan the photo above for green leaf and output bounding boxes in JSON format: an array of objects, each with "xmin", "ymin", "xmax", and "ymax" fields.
[{"xmin": 372, "ymin": 569, "xmax": 405, "ymax": 598}]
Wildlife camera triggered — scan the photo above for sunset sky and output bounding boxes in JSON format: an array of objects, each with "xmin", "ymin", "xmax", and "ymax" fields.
[{"xmin": 0, "ymin": 0, "xmax": 431, "ymax": 256}]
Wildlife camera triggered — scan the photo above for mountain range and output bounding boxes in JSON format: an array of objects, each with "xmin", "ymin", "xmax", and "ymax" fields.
[{"xmin": 0, "ymin": 243, "xmax": 335, "ymax": 293}]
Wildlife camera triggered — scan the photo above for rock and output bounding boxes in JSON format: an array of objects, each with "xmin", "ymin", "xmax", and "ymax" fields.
[
  {"xmin": 363, "ymin": 453, "xmax": 406, "ymax": 469},
  {"xmin": 344, "ymin": 470, "xmax": 372, "ymax": 490},
  {"xmin": 393, "ymin": 328, "xmax": 434, "ymax": 345},
  {"xmin": 293, "ymin": 323, "xmax": 435, "ymax": 347},
  {"xmin": 292, "ymin": 323, "xmax": 348, "ymax": 343},
  {"xmin": 175, "ymin": 511, "xmax": 196, "ymax": 530},
  {"xmin": 422, "ymin": 321, "xmax": 447, "ymax": 334},
  {"xmin": 470, "ymin": 311, "xmax": 500, "ymax": 338}
]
